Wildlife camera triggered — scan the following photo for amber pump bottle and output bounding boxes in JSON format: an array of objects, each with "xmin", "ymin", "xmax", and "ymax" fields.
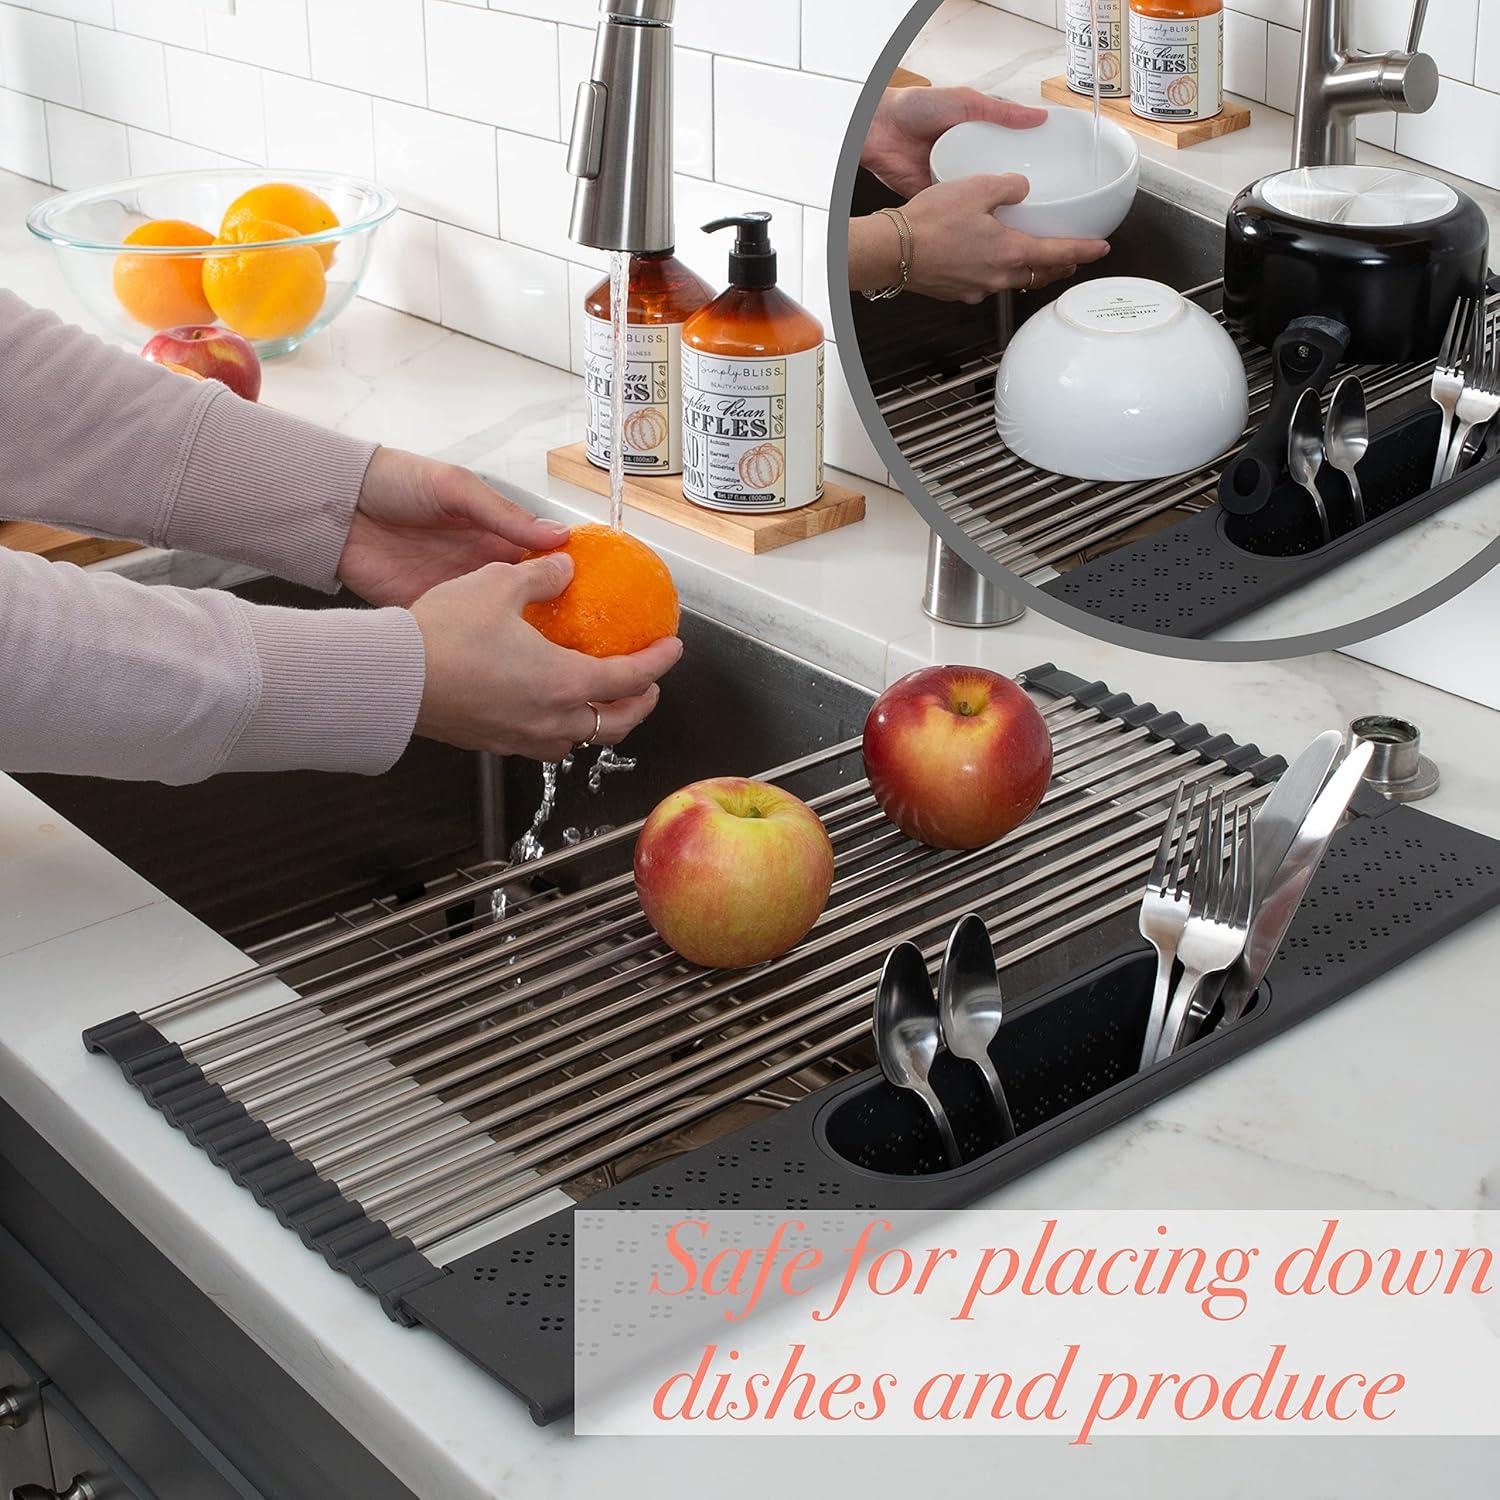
[
  {"xmin": 680, "ymin": 213, "xmax": 825, "ymax": 513},
  {"xmin": 1128, "ymin": 0, "xmax": 1223, "ymax": 123},
  {"xmin": 583, "ymin": 250, "xmax": 715, "ymax": 478}
]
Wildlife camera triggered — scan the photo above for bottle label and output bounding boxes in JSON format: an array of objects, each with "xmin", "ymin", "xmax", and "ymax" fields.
[
  {"xmin": 584, "ymin": 317, "xmax": 683, "ymax": 476},
  {"xmin": 1129, "ymin": 11, "xmax": 1222, "ymax": 121},
  {"xmin": 681, "ymin": 344, "xmax": 825, "ymax": 513},
  {"xmin": 1064, "ymin": 0, "xmax": 1127, "ymax": 97}
]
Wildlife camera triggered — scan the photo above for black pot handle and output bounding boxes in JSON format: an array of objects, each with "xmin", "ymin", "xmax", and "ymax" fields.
[{"xmin": 1218, "ymin": 316, "xmax": 1351, "ymax": 516}]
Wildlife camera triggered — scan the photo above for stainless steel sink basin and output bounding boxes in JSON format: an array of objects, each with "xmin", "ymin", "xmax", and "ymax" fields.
[{"xmin": 17, "ymin": 580, "xmax": 873, "ymax": 950}]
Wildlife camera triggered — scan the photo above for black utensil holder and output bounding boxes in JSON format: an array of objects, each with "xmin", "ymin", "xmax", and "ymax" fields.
[
  {"xmin": 1044, "ymin": 399, "xmax": 1500, "ymax": 638},
  {"xmin": 822, "ymin": 954, "xmax": 1269, "ymax": 1180}
]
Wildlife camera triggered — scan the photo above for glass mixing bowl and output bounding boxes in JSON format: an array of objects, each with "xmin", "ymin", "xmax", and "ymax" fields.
[{"xmin": 27, "ymin": 169, "xmax": 397, "ymax": 358}]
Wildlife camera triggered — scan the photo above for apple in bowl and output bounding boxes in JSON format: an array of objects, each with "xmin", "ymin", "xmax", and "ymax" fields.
[
  {"xmin": 141, "ymin": 324, "xmax": 261, "ymax": 402},
  {"xmin": 863, "ymin": 666, "xmax": 1052, "ymax": 850},
  {"xmin": 634, "ymin": 777, "xmax": 834, "ymax": 969}
]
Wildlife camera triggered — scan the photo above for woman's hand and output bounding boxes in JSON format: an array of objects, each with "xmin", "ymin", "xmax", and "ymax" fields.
[
  {"xmin": 409, "ymin": 552, "xmax": 683, "ymax": 763},
  {"xmin": 339, "ymin": 445, "xmax": 570, "ymax": 607},
  {"xmin": 849, "ymin": 175, "xmax": 1110, "ymax": 304},
  {"xmin": 861, "ymin": 85, "xmax": 1046, "ymax": 198}
]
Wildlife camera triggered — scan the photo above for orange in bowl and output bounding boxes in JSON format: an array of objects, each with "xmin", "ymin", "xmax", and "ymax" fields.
[
  {"xmin": 522, "ymin": 523, "xmax": 680, "ymax": 658},
  {"xmin": 202, "ymin": 218, "xmax": 327, "ymax": 342},
  {"xmin": 111, "ymin": 218, "xmax": 215, "ymax": 329},
  {"xmin": 221, "ymin": 182, "xmax": 340, "ymax": 267}
]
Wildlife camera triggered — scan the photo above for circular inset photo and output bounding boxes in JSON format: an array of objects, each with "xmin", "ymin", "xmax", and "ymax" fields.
[{"xmin": 831, "ymin": 0, "xmax": 1500, "ymax": 659}]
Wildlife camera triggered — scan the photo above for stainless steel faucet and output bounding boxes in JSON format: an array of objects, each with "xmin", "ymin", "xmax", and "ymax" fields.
[
  {"xmin": 1291, "ymin": 0, "xmax": 1438, "ymax": 168},
  {"xmin": 922, "ymin": 534, "xmax": 1026, "ymax": 628},
  {"xmin": 567, "ymin": 0, "xmax": 676, "ymax": 253}
]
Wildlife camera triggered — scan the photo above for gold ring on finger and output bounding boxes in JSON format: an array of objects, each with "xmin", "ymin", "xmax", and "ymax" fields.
[{"xmin": 575, "ymin": 702, "xmax": 603, "ymax": 752}]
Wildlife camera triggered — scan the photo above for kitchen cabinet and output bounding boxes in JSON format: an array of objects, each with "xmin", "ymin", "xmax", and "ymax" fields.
[{"xmin": 0, "ymin": 1336, "xmax": 52, "ymax": 1494}]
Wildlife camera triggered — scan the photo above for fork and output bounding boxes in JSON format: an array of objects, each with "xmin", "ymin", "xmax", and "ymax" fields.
[
  {"xmin": 1137, "ymin": 781, "xmax": 1196, "ymax": 1070},
  {"xmin": 1429, "ymin": 296, "xmax": 1476, "ymax": 487},
  {"xmin": 1151, "ymin": 796, "xmax": 1255, "ymax": 1064},
  {"xmin": 1440, "ymin": 310, "xmax": 1499, "ymax": 483}
]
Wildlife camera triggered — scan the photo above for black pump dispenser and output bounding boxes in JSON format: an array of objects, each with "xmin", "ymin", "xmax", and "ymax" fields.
[{"xmin": 703, "ymin": 212, "xmax": 777, "ymax": 290}]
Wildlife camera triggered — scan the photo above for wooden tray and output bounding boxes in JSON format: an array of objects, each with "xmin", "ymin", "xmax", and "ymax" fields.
[
  {"xmin": 546, "ymin": 444, "xmax": 865, "ymax": 555},
  {"xmin": 1040, "ymin": 74, "xmax": 1250, "ymax": 148},
  {"xmin": 0, "ymin": 520, "xmax": 138, "ymax": 567}
]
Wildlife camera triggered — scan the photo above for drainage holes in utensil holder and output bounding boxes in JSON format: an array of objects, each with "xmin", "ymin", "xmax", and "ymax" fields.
[
  {"xmin": 823, "ymin": 952, "xmax": 1159, "ymax": 1178},
  {"xmin": 1223, "ymin": 407, "xmax": 1470, "ymax": 559}
]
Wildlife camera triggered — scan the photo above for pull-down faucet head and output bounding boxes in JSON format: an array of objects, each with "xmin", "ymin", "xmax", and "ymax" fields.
[{"xmin": 567, "ymin": 0, "xmax": 676, "ymax": 255}]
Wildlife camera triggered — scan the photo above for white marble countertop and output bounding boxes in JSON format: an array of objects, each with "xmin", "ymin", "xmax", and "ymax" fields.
[
  {"xmin": 904, "ymin": 2, "xmax": 1500, "ymax": 647},
  {"xmin": 3, "ymin": 160, "xmax": 1500, "ymax": 1494}
]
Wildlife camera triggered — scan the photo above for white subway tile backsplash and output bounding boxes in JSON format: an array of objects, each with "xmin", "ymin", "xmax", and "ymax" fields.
[
  {"xmin": 994, "ymin": 0, "xmax": 1054, "ymax": 27},
  {"xmin": 1352, "ymin": 0, "xmax": 1478, "ymax": 84},
  {"xmin": 824, "ymin": 341, "xmax": 886, "ymax": 484},
  {"xmin": 674, "ymin": 46, "xmax": 713, "ymax": 180},
  {"xmin": 77, "ymin": 24, "xmax": 169, "ymax": 133},
  {"xmin": 801, "ymin": 0, "xmax": 918, "ymax": 83},
  {"xmin": 164, "ymin": 45, "xmax": 267, "ymax": 161},
  {"xmin": 714, "ymin": 58, "xmax": 860, "ymax": 208},
  {"xmin": 308, "ymin": 0, "xmax": 425, "ymax": 106},
  {"xmin": 43, "ymin": 99, "xmax": 127, "ymax": 187},
  {"xmin": 374, "ymin": 98, "xmax": 498, "ymax": 235},
  {"xmin": 801, "ymin": 204, "xmax": 832, "ymax": 334},
  {"xmin": 1222, "ymin": 9, "xmax": 1267, "ymax": 104},
  {"xmin": 492, "ymin": 0, "xmax": 597, "ymax": 24},
  {"xmin": 497, "ymin": 127, "xmax": 605, "ymax": 269},
  {"xmin": 437, "ymin": 221, "xmax": 571, "ymax": 368},
  {"xmin": 13, "ymin": 0, "xmax": 108, "ymax": 22},
  {"xmin": 1397, "ymin": 76, "xmax": 1500, "ymax": 190},
  {"xmin": 126, "ymin": 126, "xmax": 248, "ymax": 174},
  {"xmin": 1225, "ymin": 0, "xmax": 1302, "ymax": 30},
  {"xmin": 424, "ymin": 0, "xmax": 558, "ymax": 137},
  {"xmin": 0, "ymin": 85, "xmax": 48, "ymax": 180},
  {"xmin": 673, "ymin": 173, "xmax": 804, "ymax": 300},
  {"xmin": 1481, "ymin": 4, "xmax": 1500, "ymax": 94},
  {"xmin": 0, "ymin": 5, "xmax": 82, "ymax": 106},
  {"xmin": 676, "ymin": 0, "xmax": 801, "ymax": 69},
  {"xmin": 205, "ymin": 0, "xmax": 312, "ymax": 77},
  {"xmin": 113, "ymin": 0, "xmax": 207, "ymax": 49},
  {"xmin": 263, "ymin": 73, "xmax": 374, "ymax": 178},
  {"xmin": 361, "ymin": 207, "xmax": 441, "ymax": 322},
  {"xmin": 1264, "ymin": 22, "xmax": 1299, "ymax": 115}
]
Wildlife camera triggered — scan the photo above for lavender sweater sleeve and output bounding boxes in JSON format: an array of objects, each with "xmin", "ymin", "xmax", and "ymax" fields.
[{"xmin": 0, "ymin": 291, "xmax": 426, "ymax": 783}]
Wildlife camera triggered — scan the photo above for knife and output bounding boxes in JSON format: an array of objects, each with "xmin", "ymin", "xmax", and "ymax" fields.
[
  {"xmin": 1250, "ymin": 729, "xmax": 1345, "ymax": 898},
  {"xmin": 1218, "ymin": 738, "xmax": 1376, "ymax": 1022}
]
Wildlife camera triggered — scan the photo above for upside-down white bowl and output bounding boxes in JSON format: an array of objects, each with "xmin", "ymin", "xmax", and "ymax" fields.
[
  {"xmin": 929, "ymin": 110, "xmax": 1139, "ymax": 241},
  {"xmin": 994, "ymin": 277, "xmax": 1250, "ymax": 482}
]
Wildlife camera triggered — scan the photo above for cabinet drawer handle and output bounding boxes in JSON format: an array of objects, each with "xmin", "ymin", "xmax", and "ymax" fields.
[
  {"xmin": 0, "ymin": 1385, "xmax": 31, "ymax": 1429},
  {"xmin": 12, "ymin": 1480, "xmax": 98, "ymax": 1500}
]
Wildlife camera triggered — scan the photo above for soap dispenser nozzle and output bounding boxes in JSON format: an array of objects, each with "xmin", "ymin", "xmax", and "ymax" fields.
[
  {"xmin": 567, "ymin": 0, "xmax": 676, "ymax": 254},
  {"xmin": 703, "ymin": 212, "xmax": 778, "ymax": 289}
]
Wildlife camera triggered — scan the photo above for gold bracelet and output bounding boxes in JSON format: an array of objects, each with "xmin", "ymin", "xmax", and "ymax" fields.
[{"xmin": 861, "ymin": 207, "xmax": 915, "ymax": 301}]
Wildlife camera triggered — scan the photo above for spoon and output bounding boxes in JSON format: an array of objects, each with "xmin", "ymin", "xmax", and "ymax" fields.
[
  {"xmin": 1288, "ymin": 387, "xmax": 1333, "ymax": 545},
  {"xmin": 1324, "ymin": 376, "xmax": 1368, "ymax": 527},
  {"xmin": 937, "ymin": 914, "xmax": 1016, "ymax": 1144},
  {"xmin": 873, "ymin": 941, "xmax": 962, "ymax": 1169}
]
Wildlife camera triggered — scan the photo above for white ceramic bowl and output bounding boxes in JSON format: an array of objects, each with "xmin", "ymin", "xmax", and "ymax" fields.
[
  {"xmin": 930, "ymin": 111, "xmax": 1139, "ymax": 241},
  {"xmin": 994, "ymin": 277, "xmax": 1249, "ymax": 482}
]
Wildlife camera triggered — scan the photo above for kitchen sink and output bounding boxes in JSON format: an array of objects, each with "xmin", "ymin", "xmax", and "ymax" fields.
[{"xmin": 16, "ymin": 577, "xmax": 873, "ymax": 952}]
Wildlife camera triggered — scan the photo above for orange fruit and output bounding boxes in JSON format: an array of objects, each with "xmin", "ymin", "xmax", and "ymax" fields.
[
  {"xmin": 522, "ymin": 523, "xmax": 680, "ymax": 658},
  {"xmin": 221, "ymin": 182, "xmax": 339, "ymax": 267},
  {"xmin": 202, "ymin": 219, "xmax": 326, "ymax": 342},
  {"xmin": 111, "ymin": 218, "xmax": 215, "ymax": 329}
]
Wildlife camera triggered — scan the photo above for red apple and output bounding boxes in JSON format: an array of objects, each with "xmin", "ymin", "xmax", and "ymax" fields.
[
  {"xmin": 862, "ymin": 666, "xmax": 1052, "ymax": 850},
  {"xmin": 141, "ymin": 324, "xmax": 261, "ymax": 401},
  {"xmin": 634, "ymin": 777, "xmax": 835, "ymax": 969}
]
